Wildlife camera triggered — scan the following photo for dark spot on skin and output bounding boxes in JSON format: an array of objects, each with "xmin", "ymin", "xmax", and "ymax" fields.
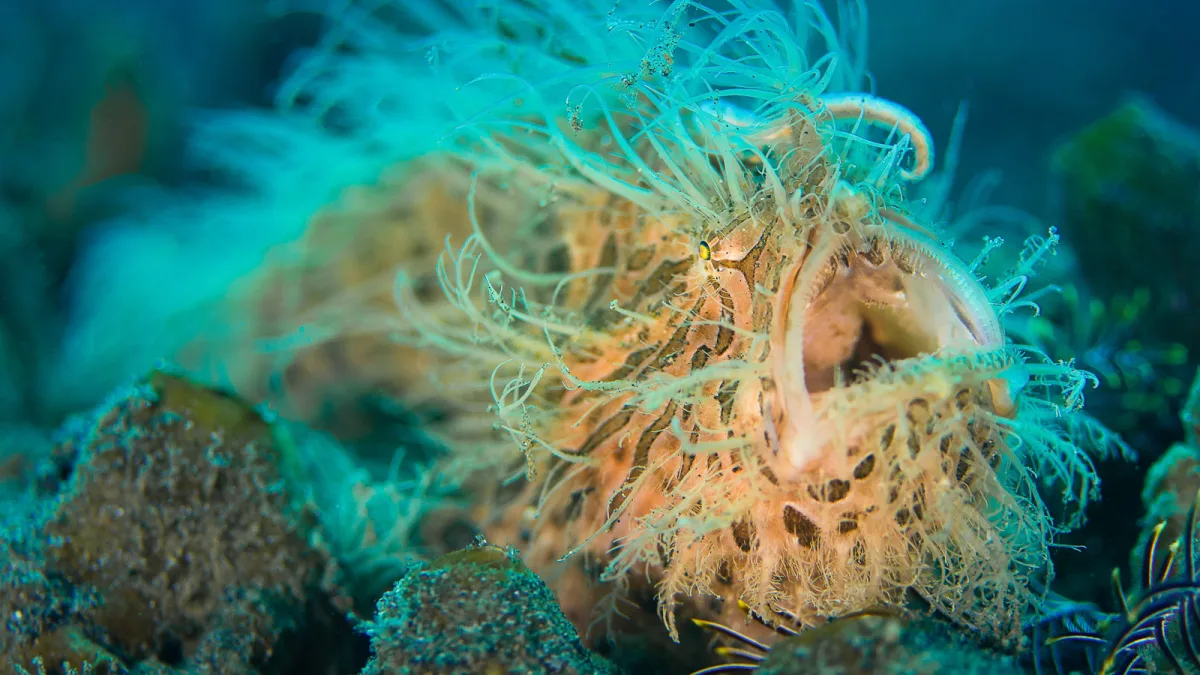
[
  {"xmin": 714, "ymin": 287, "xmax": 736, "ymax": 355},
  {"xmin": 954, "ymin": 388, "xmax": 971, "ymax": 411},
  {"xmin": 717, "ymin": 384, "xmax": 737, "ymax": 425},
  {"xmin": 732, "ymin": 519, "xmax": 757, "ymax": 552},
  {"xmin": 783, "ymin": 505, "xmax": 819, "ymax": 548},
  {"xmin": 939, "ymin": 434, "xmax": 953, "ymax": 455},
  {"xmin": 544, "ymin": 243, "xmax": 572, "ymax": 275},
  {"xmin": 807, "ymin": 479, "xmax": 850, "ymax": 503},
  {"xmin": 955, "ymin": 454, "xmax": 971, "ymax": 483},
  {"xmin": 628, "ymin": 257, "xmax": 691, "ymax": 309},
  {"xmin": 650, "ymin": 296, "xmax": 704, "ymax": 370},
  {"xmin": 760, "ymin": 465, "xmax": 779, "ymax": 486},
  {"xmin": 853, "ymin": 454, "xmax": 876, "ymax": 480},
  {"xmin": 879, "ymin": 424, "xmax": 896, "ymax": 450},
  {"xmin": 716, "ymin": 560, "xmax": 735, "ymax": 586},
  {"xmin": 838, "ymin": 514, "xmax": 859, "ymax": 534},
  {"xmin": 811, "ymin": 256, "xmax": 837, "ymax": 297}
]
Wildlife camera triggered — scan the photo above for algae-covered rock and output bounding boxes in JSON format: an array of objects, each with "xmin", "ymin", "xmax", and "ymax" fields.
[
  {"xmin": 2, "ymin": 371, "xmax": 350, "ymax": 675},
  {"xmin": 43, "ymin": 372, "xmax": 333, "ymax": 670},
  {"xmin": 0, "ymin": 537, "xmax": 118, "ymax": 675},
  {"xmin": 363, "ymin": 543, "xmax": 618, "ymax": 675}
]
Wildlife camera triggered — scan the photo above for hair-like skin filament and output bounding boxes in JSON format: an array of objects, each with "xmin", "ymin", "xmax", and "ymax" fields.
[{"xmin": 705, "ymin": 93, "xmax": 935, "ymax": 181}]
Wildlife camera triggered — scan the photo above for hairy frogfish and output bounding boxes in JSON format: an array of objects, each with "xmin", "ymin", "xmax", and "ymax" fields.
[{"xmin": 215, "ymin": 0, "xmax": 1121, "ymax": 647}]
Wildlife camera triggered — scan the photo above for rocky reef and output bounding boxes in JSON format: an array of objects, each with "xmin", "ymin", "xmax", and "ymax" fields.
[{"xmin": 0, "ymin": 372, "xmax": 354, "ymax": 675}]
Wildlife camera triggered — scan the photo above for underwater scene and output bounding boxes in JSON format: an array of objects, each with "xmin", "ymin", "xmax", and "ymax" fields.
[{"xmin": 1, "ymin": 0, "xmax": 1198, "ymax": 673}]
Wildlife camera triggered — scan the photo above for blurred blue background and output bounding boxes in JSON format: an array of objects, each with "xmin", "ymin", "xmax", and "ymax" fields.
[{"xmin": 870, "ymin": 0, "xmax": 1200, "ymax": 211}]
